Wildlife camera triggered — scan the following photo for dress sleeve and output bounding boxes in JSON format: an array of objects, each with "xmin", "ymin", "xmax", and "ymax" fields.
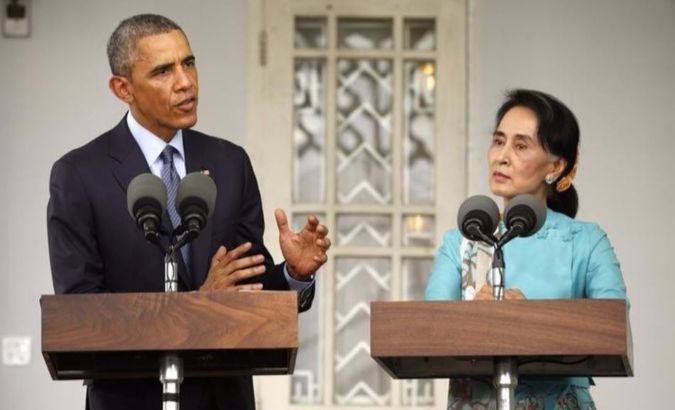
[
  {"xmin": 582, "ymin": 223, "xmax": 628, "ymax": 304},
  {"xmin": 424, "ymin": 229, "xmax": 463, "ymax": 300}
]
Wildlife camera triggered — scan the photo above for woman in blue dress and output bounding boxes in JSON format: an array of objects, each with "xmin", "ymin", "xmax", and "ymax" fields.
[{"xmin": 425, "ymin": 89, "xmax": 628, "ymax": 410}]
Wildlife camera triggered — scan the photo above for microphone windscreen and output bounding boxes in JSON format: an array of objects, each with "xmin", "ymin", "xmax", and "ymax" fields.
[
  {"xmin": 503, "ymin": 194, "xmax": 546, "ymax": 237},
  {"xmin": 176, "ymin": 172, "xmax": 217, "ymax": 218},
  {"xmin": 126, "ymin": 173, "xmax": 167, "ymax": 219},
  {"xmin": 457, "ymin": 195, "xmax": 500, "ymax": 240}
]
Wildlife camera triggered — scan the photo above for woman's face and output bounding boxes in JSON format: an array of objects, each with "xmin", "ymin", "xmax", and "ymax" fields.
[{"xmin": 488, "ymin": 106, "xmax": 564, "ymax": 204}]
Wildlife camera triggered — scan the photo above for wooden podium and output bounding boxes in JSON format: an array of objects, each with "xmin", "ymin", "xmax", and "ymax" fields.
[
  {"xmin": 371, "ymin": 299, "xmax": 632, "ymax": 379},
  {"xmin": 41, "ymin": 290, "xmax": 298, "ymax": 380}
]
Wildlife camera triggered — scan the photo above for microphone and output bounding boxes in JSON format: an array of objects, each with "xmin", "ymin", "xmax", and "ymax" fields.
[
  {"xmin": 127, "ymin": 174, "xmax": 167, "ymax": 241},
  {"xmin": 175, "ymin": 172, "xmax": 217, "ymax": 236},
  {"xmin": 457, "ymin": 195, "xmax": 500, "ymax": 245},
  {"xmin": 497, "ymin": 194, "xmax": 547, "ymax": 247}
]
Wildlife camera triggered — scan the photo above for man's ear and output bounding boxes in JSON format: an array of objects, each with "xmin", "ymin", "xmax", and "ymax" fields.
[{"xmin": 108, "ymin": 75, "xmax": 134, "ymax": 104}]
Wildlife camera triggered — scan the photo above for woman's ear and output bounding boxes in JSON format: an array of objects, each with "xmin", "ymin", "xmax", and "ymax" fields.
[
  {"xmin": 545, "ymin": 156, "xmax": 568, "ymax": 183},
  {"xmin": 108, "ymin": 75, "xmax": 134, "ymax": 104},
  {"xmin": 553, "ymin": 157, "xmax": 568, "ymax": 178}
]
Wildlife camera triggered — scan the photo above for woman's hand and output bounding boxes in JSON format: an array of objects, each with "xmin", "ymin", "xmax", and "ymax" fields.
[{"xmin": 473, "ymin": 285, "xmax": 526, "ymax": 300}]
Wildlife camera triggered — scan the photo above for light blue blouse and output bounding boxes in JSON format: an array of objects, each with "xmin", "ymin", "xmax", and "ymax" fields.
[
  {"xmin": 424, "ymin": 208, "xmax": 628, "ymax": 390},
  {"xmin": 425, "ymin": 208, "xmax": 627, "ymax": 302}
]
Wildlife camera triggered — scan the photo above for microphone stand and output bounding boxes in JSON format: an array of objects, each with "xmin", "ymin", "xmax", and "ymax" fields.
[
  {"xmin": 160, "ymin": 245, "xmax": 182, "ymax": 410},
  {"xmin": 491, "ymin": 244, "xmax": 517, "ymax": 410},
  {"xmin": 464, "ymin": 196, "xmax": 543, "ymax": 410},
  {"xmin": 130, "ymin": 173, "xmax": 214, "ymax": 410},
  {"xmin": 491, "ymin": 247, "xmax": 504, "ymax": 300},
  {"xmin": 157, "ymin": 229, "xmax": 197, "ymax": 410}
]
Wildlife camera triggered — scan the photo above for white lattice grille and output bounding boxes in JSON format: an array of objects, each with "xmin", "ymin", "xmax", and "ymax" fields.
[
  {"xmin": 402, "ymin": 214, "xmax": 435, "ymax": 247},
  {"xmin": 335, "ymin": 257, "xmax": 391, "ymax": 405},
  {"xmin": 337, "ymin": 214, "xmax": 392, "ymax": 247},
  {"xmin": 337, "ymin": 59, "xmax": 393, "ymax": 205},
  {"xmin": 403, "ymin": 60, "xmax": 436, "ymax": 205},
  {"xmin": 290, "ymin": 214, "xmax": 325, "ymax": 404},
  {"xmin": 269, "ymin": 3, "xmax": 465, "ymax": 408},
  {"xmin": 293, "ymin": 59, "xmax": 326, "ymax": 203},
  {"xmin": 337, "ymin": 18, "xmax": 393, "ymax": 50},
  {"xmin": 295, "ymin": 16, "xmax": 327, "ymax": 49},
  {"xmin": 291, "ymin": 13, "xmax": 438, "ymax": 408}
]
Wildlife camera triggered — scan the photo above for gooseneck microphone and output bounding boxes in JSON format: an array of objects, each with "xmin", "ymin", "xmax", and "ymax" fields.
[
  {"xmin": 126, "ymin": 172, "xmax": 218, "ymax": 250},
  {"xmin": 457, "ymin": 195, "xmax": 500, "ymax": 246},
  {"xmin": 492, "ymin": 194, "xmax": 546, "ymax": 300},
  {"xmin": 497, "ymin": 194, "xmax": 547, "ymax": 248},
  {"xmin": 127, "ymin": 174, "xmax": 167, "ymax": 243},
  {"xmin": 456, "ymin": 193, "xmax": 547, "ymax": 301},
  {"xmin": 456, "ymin": 193, "xmax": 547, "ymax": 410},
  {"xmin": 126, "ymin": 171, "xmax": 217, "ymax": 410},
  {"xmin": 175, "ymin": 172, "xmax": 217, "ymax": 237},
  {"xmin": 456, "ymin": 195, "xmax": 502, "ymax": 300}
]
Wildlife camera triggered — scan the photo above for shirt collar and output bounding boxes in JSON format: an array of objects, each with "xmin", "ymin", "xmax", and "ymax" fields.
[{"xmin": 126, "ymin": 111, "xmax": 185, "ymax": 166}]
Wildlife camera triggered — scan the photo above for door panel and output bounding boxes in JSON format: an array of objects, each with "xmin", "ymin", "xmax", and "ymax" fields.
[{"xmin": 247, "ymin": 1, "xmax": 466, "ymax": 408}]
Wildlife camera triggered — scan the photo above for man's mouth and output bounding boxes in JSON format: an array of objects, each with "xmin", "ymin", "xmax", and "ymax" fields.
[{"xmin": 176, "ymin": 97, "xmax": 197, "ymax": 111}]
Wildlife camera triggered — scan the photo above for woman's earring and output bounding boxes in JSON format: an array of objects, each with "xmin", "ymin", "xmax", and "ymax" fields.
[{"xmin": 545, "ymin": 174, "xmax": 556, "ymax": 185}]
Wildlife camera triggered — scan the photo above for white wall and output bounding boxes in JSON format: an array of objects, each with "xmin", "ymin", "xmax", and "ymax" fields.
[
  {"xmin": 0, "ymin": 1, "xmax": 247, "ymax": 409},
  {"xmin": 469, "ymin": 0, "xmax": 675, "ymax": 408},
  {"xmin": 0, "ymin": 0, "xmax": 673, "ymax": 409}
]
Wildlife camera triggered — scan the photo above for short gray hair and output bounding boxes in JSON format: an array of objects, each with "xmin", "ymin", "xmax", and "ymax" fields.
[{"xmin": 107, "ymin": 14, "xmax": 185, "ymax": 77}]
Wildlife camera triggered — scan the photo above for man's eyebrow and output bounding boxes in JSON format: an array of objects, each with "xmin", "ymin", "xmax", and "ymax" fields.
[
  {"xmin": 150, "ymin": 62, "xmax": 174, "ymax": 75},
  {"xmin": 183, "ymin": 55, "xmax": 196, "ymax": 64}
]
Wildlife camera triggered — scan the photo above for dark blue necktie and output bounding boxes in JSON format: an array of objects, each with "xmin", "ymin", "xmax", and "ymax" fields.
[{"xmin": 159, "ymin": 146, "xmax": 191, "ymax": 278}]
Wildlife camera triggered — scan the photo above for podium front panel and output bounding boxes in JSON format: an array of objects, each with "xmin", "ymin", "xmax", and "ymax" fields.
[
  {"xmin": 371, "ymin": 299, "xmax": 632, "ymax": 379},
  {"xmin": 41, "ymin": 291, "xmax": 298, "ymax": 380}
]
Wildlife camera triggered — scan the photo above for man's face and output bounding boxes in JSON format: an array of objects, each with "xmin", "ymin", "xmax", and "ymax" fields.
[{"xmin": 123, "ymin": 29, "xmax": 198, "ymax": 140}]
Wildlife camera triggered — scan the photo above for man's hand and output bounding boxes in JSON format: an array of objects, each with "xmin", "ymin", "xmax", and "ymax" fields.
[
  {"xmin": 275, "ymin": 208, "xmax": 331, "ymax": 280},
  {"xmin": 199, "ymin": 242, "xmax": 266, "ymax": 291},
  {"xmin": 473, "ymin": 285, "xmax": 526, "ymax": 300}
]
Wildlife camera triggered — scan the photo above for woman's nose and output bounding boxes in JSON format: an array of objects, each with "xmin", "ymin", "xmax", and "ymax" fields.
[{"xmin": 497, "ymin": 145, "xmax": 511, "ymax": 164}]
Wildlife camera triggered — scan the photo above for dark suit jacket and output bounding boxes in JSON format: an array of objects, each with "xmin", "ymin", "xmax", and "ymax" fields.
[{"xmin": 47, "ymin": 117, "xmax": 313, "ymax": 409}]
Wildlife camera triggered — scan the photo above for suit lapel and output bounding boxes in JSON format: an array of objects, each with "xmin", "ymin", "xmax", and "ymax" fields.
[
  {"xmin": 183, "ymin": 130, "xmax": 215, "ymax": 288},
  {"xmin": 109, "ymin": 117, "xmax": 192, "ymax": 290},
  {"xmin": 109, "ymin": 118, "xmax": 151, "ymax": 193}
]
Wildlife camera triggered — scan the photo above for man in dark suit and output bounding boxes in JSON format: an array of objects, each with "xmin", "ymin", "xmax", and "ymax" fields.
[{"xmin": 47, "ymin": 13, "xmax": 330, "ymax": 410}]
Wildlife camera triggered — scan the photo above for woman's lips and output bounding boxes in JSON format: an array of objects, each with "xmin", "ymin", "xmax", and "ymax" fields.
[{"xmin": 492, "ymin": 171, "xmax": 510, "ymax": 182}]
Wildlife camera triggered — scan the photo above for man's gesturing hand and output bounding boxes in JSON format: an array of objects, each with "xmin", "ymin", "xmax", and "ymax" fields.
[{"xmin": 275, "ymin": 208, "xmax": 331, "ymax": 280}]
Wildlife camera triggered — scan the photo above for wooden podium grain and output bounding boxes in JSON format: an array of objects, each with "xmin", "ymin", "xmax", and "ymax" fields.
[
  {"xmin": 370, "ymin": 299, "xmax": 632, "ymax": 379},
  {"xmin": 41, "ymin": 291, "xmax": 298, "ymax": 380}
]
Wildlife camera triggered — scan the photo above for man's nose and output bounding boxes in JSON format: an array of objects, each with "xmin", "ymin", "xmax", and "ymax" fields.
[{"xmin": 174, "ymin": 66, "xmax": 194, "ymax": 90}]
